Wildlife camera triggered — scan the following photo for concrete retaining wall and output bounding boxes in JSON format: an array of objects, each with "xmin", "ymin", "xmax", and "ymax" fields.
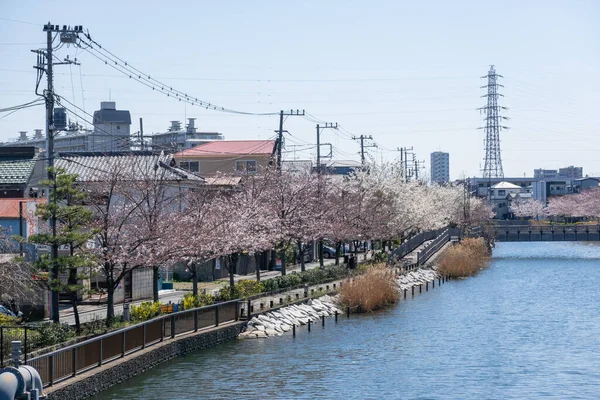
[{"xmin": 46, "ymin": 322, "xmax": 244, "ymax": 400}]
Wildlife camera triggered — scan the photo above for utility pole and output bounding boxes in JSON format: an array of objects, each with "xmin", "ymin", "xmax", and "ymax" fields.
[
  {"xmin": 399, "ymin": 147, "xmax": 414, "ymax": 182},
  {"xmin": 139, "ymin": 118, "xmax": 144, "ymax": 151},
  {"xmin": 273, "ymin": 109, "xmax": 304, "ymax": 276},
  {"xmin": 352, "ymin": 135, "xmax": 375, "ymax": 166},
  {"xmin": 34, "ymin": 23, "xmax": 83, "ymax": 322},
  {"xmin": 413, "ymin": 158, "xmax": 425, "ymax": 181},
  {"xmin": 316, "ymin": 122, "xmax": 337, "ymax": 173},
  {"xmin": 275, "ymin": 109, "xmax": 305, "ymax": 171},
  {"xmin": 315, "ymin": 122, "xmax": 337, "ymax": 268}
]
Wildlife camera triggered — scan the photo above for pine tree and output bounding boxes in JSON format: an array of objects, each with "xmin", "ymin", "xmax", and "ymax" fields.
[{"xmin": 28, "ymin": 167, "xmax": 96, "ymax": 331}]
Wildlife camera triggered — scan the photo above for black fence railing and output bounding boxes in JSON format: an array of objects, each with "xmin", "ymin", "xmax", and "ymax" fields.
[
  {"xmin": 26, "ymin": 299, "xmax": 240, "ymax": 388},
  {"xmin": 495, "ymin": 224, "xmax": 600, "ymax": 242},
  {"xmin": 388, "ymin": 227, "xmax": 447, "ymax": 264},
  {"xmin": 417, "ymin": 229, "xmax": 450, "ymax": 266}
]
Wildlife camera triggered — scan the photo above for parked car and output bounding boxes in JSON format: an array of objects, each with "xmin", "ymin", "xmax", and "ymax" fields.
[
  {"xmin": 322, "ymin": 245, "xmax": 336, "ymax": 258},
  {"xmin": 0, "ymin": 304, "xmax": 23, "ymax": 320}
]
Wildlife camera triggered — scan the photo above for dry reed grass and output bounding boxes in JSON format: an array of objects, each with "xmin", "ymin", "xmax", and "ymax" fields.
[
  {"xmin": 438, "ymin": 238, "xmax": 490, "ymax": 278},
  {"xmin": 339, "ymin": 266, "xmax": 399, "ymax": 312}
]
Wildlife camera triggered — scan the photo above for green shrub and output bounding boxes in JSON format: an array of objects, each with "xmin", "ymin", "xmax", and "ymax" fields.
[
  {"xmin": 31, "ymin": 322, "xmax": 75, "ymax": 348},
  {"xmin": 130, "ymin": 301, "xmax": 161, "ymax": 322},
  {"xmin": 182, "ymin": 292, "xmax": 214, "ymax": 310},
  {"xmin": 216, "ymin": 280, "xmax": 265, "ymax": 301},
  {"xmin": 235, "ymin": 280, "xmax": 264, "ymax": 298}
]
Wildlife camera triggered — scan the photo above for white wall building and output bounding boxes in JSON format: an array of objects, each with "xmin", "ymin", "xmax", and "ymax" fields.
[
  {"xmin": 150, "ymin": 118, "xmax": 224, "ymax": 152},
  {"xmin": 0, "ymin": 101, "xmax": 131, "ymax": 153},
  {"xmin": 430, "ymin": 151, "xmax": 449, "ymax": 184}
]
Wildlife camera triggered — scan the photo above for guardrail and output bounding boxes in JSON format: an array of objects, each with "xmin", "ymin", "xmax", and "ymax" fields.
[
  {"xmin": 417, "ymin": 229, "xmax": 450, "ymax": 266},
  {"xmin": 26, "ymin": 299, "xmax": 240, "ymax": 388},
  {"xmin": 495, "ymin": 224, "xmax": 600, "ymax": 242},
  {"xmin": 389, "ymin": 227, "xmax": 447, "ymax": 263}
]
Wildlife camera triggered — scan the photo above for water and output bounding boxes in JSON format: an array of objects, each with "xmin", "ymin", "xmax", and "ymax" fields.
[{"xmin": 95, "ymin": 242, "xmax": 600, "ymax": 399}]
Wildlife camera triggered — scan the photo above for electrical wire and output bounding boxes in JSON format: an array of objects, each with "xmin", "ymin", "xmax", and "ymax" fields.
[{"xmin": 76, "ymin": 35, "xmax": 279, "ymax": 116}]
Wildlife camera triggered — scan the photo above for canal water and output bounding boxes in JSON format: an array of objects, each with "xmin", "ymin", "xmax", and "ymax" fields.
[{"xmin": 95, "ymin": 242, "xmax": 600, "ymax": 399}]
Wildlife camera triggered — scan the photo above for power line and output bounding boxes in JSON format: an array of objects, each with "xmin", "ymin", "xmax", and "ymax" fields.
[{"xmin": 75, "ymin": 35, "xmax": 279, "ymax": 117}]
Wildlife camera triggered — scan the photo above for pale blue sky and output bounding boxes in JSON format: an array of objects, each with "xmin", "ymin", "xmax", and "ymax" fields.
[{"xmin": 1, "ymin": 0, "xmax": 598, "ymax": 179}]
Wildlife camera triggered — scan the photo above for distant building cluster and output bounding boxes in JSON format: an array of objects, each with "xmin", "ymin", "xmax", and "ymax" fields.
[
  {"xmin": 0, "ymin": 101, "xmax": 131, "ymax": 153},
  {"xmin": 0, "ymin": 102, "xmax": 224, "ymax": 154},
  {"xmin": 533, "ymin": 166, "xmax": 582, "ymax": 180},
  {"xmin": 470, "ymin": 164, "xmax": 597, "ymax": 219}
]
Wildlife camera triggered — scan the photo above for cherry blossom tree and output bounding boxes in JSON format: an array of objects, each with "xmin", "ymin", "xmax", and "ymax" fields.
[{"xmin": 511, "ymin": 198, "xmax": 546, "ymax": 219}]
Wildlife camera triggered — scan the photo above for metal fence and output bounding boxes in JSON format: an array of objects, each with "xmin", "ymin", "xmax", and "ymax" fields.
[
  {"xmin": 495, "ymin": 224, "xmax": 600, "ymax": 242},
  {"xmin": 416, "ymin": 229, "xmax": 450, "ymax": 266},
  {"xmin": 389, "ymin": 227, "xmax": 447, "ymax": 263},
  {"xmin": 26, "ymin": 300, "xmax": 240, "ymax": 388}
]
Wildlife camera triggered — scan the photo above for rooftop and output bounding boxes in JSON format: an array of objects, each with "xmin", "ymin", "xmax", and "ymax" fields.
[
  {"xmin": 55, "ymin": 152, "xmax": 205, "ymax": 183},
  {"xmin": 0, "ymin": 151, "xmax": 39, "ymax": 186},
  {"xmin": 491, "ymin": 181, "xmax": 522, "ymax": 190},
  {"xmin": 175, "ymin": 140, "xmax": 276, "ymax": 157},
  {"xmin": 0, "ymin": 198, "xmax": 45, "ymax": 218}
]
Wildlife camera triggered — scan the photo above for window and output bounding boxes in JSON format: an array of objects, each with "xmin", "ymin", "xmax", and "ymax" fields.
[
  {"xmin": 235, "ymin": 160, "xmax": 257, "ymax": 173},
  {"xmin": 116, "ymin": 125, "xmax": 121, "ymax": 130},
  {"xmin": 180, "ymin": 161, "xmax": 199, "ymax": 172},
  {"xmin": 498, "ymin": 189, "xmax": 506, "ymax": 196}
]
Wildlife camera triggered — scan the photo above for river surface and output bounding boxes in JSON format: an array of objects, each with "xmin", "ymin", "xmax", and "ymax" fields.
[{"xmin": 95, "ymin": 242, "xmax": 600, "ymax": 399}]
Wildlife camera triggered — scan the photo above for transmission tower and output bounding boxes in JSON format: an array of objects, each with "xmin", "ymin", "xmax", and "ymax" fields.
[{"xmin": 478, "ymin": 65, "xmax": 509, "ymax": 179}]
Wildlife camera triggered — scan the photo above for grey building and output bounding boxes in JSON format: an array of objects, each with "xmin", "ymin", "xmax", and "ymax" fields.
[
  {"xmin": 558, "ymin": 165, "xmax": 583, "ymax": 179},
  {"xmin": 430, "ymin": 151, "xmax": 449, "ymax": 183},
  {"xmin": 150, "ymin": 118, "xmax": 224, "ymax": 152},
  {"xmin": 0, "ymin": 101, "xmax": 131, "ymax": 153},
  {"xmin": 534, "ymin": 165, "xmax": 583, "ymax": 180}
]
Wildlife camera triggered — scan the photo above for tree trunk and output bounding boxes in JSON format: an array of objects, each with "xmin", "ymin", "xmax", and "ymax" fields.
[
  {"xmin": 51, "ymin": 257, "xmax": 60, "ymax": 323},
  {"xmin": 335, "ymin": 241, "xmax": 341, "ymax": 266},
  {"xmin": 227, "ymin": 253, "xmax": 239, "ymax": 298},
  {"xmin": 280, "ymin": 244, "xmax": 287, "ymax": 276},
  {"xmin": 254, "ymin": 252, "xmax": 261, "ymax": 282},
  {"xmin": 68, "ymin": 267, "xmax": 80, "ymax": 333},
  {"xmin": 191, "ymin": 264, "xmax": 198, "ymax": 297},
  {"xmin": 298, "ymin": 241, "xmax": 305, "ymax": 272},
  {"xmin": 318, "ymin": 239, "xmax": 324, "ymax": 269},
  {"xmin": 152, "ymin": 266, "xmax": 159, "ymax": 302},
  {"xmin": 106, "ymin": 284, "xmax": 115, "ymax": 326},
  {"xmin": 270, "ymin": 249, "xmax": 276, "ymax": 271}
]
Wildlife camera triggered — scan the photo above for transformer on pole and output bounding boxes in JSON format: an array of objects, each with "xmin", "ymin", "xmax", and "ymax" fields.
[{"xmin": 478, "ymin": 65, "xmax": 509, "ymax": 179}]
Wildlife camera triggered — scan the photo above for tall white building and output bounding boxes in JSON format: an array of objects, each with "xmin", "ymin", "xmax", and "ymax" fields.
[{"xmin": 430, "ymin": 151, "xmax": 449, "ymax": 184}]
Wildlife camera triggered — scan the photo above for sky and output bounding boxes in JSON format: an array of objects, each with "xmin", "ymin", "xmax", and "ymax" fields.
[{"xmin": 0, "ymin": 0, "xmax": 598, "ymax": 180}]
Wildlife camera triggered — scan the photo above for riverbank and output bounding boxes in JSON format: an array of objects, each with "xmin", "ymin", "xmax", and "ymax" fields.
[
  {"xmin": 93, "ymin": 242, "xmax": 600, "ymax": 399},
  {"xmin": 38, "ymin": 237, "xmax": 450, "ymax": 398}
]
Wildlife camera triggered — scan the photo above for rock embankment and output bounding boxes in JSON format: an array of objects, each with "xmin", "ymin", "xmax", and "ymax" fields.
[
  {"xmin": 239, "ymin": 295, "xmax": 341, "ymax": 339},
  {"xmin": 396, "ymin": 268, "xmax": 439, "ymax": 291}
]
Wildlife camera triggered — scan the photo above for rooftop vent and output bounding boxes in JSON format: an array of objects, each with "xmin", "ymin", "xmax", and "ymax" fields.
[
  {"xmin": 169, "ymin": 121, "xmax": 182, "ymax": 132},
  {"xmin": 186, "ymin": 118, "xmax": 197, "ymax": 133},
  {"xmin": 34, "ymin": 129, "xmax": 43, "ymax": 139},
  {"xmin": 18, "ymin": 131, "xmax": 28, "ymax": 141},
  {"xmin": 100, "ymin": 101, "xmax": 116, "ymax": 110}
]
